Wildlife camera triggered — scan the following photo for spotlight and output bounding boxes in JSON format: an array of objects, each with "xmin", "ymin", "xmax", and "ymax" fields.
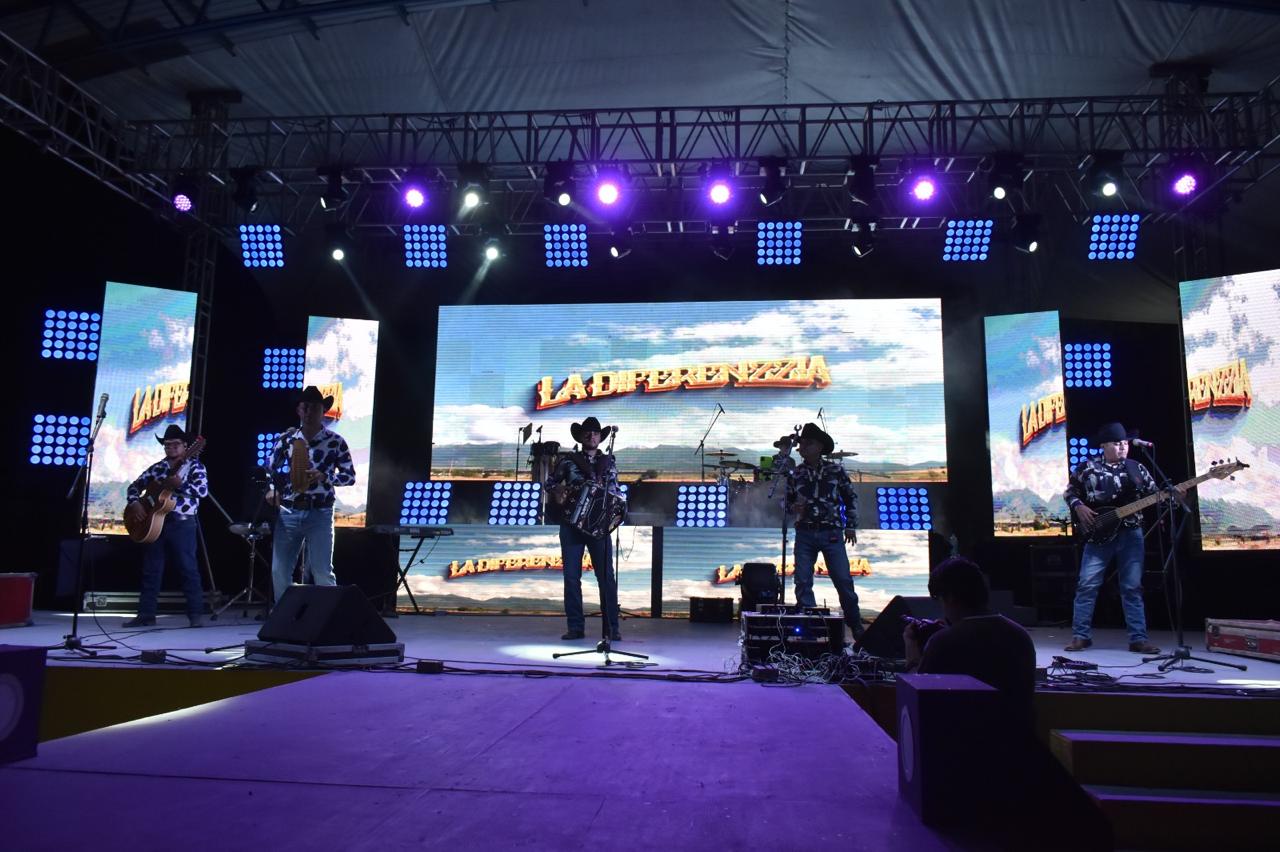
[
  {"xmin": 1166, "ymin": 155, "xmax": 1206, "ymax": 200},
  {"xmin": 544, "ymin": 161, "xmax": 575, "ymax": 208},
  {"xmin": 702, "ymin": 162, "xmax": 735, "ymax": 207},
  {"xmin": 850, "ymin": 219, "xmax": 876, "ymax": 258},
  {"xmin": 325, "ymin": 222, "xmax": 351, "ymax": 262},
  {"xmin": 909, "ymin": 174, "xmax": 937, "ymax": 203},
  {"xmin": 483, "ymin": 238, "xmax": 502, "ymax": 261},
  {"xmin": 401, "ymin": 172, "xmax": 429, "ymax": 210},
  {"xmin": 231, "ymin": 167, "xmax": 259, "ymax": 214},
  {"xmin": 988, "ymin": 153, "xmax": 1023, "ymax": 202},
  {"xmin": 593, "ymin": 165, "xmax": 628, "ymax": 209},
  {"xmin": 757, "ymin": 157, "xmax": 787, "ymax": 207},
  {"xmin": 319, "ymin": 168, "xmax": 346, "ymax": 211},
  {"xmin": 598, "ymin": 182, "xmax": 620, "ymax": 205},
  {"xmin": 1172, "ymin": 173, "xmax": 1197, "ymax": 196},
  {"xmin": 710, "ymin": 225, "xmax": 735, "ymax": 260},
  {"xmin": 170, "ymin": 174, "xmax": 199, "ymax": 213},
  {"xmin": 709, "ymin": 181, "xmax": 731, "ymax": 205},
  {"xmin": 458, "ymin": 162, "xmax": 488, "ymax": 211},
  {"xmin": 1084, "ymin": 151, "xmax": 1124, "ymax": 199},
  {"xmin": 846, "ymin": 155, "xmax": 880, "ymax": 209},
  {"xmin": 1011, "ymin": 213, "xmax": 1041, "ymax": 254},
  {"xmin": 608, "ymin": 226, "xmax": 634, "ymax": 259}
]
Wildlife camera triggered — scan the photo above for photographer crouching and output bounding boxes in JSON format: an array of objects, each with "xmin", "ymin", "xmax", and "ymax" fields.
[{"xmin": 903, "ymin": 556, "xmax": 1037, "ymax": 730}]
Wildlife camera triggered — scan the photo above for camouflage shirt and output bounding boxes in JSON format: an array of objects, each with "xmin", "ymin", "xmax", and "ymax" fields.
[
  {"xmin": 775, "ymin": 455, "xmax": 858, "ymax": 531},
  {"xmin": 1064, "ymin": 457, "xmax": 1157, "ymax": 529},
  {"xmin": 545, "ymin": 451, "xmax": 621, "ymax": 525}
]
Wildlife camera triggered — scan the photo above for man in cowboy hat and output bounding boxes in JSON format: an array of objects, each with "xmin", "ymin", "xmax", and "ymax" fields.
[
  {"xmin": 266, "ymin": 385, "xmax": 356, "ymax": 603},
  {"xmin": 123, "ymin": 424, "xmax": 208, "ymax": 628},
  {"xmin": 1063, "ymin": 422, "xmax": 1162, "ymax": 653},
  {"xmin": 774, "ymin": 422, "xmax": 863, "ymax": 639},
  {"xmin": 545, "ymin": 416, "xmax": 623, "ymax": 641}
]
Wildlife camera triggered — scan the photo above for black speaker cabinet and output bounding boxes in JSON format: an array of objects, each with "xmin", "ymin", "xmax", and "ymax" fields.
[
  {"xmin": 0, "ymin": 645, "xmax": 47, "ymax": 764},
  {"xmin": 739, "ymin": 562, "xmax": 781, "ymax": 613},
  {"xmin": 259, "ymin": 585, "xmax": 395, "ymax": 645},
  {"xmin": 857, "ymin": 596, "xmax": 943, "ymax": 659}
]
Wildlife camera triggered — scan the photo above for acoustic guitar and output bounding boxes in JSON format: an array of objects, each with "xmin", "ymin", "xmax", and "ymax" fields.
[
  {"xmin": 122, "ymin": 436, "xmax": 207, "ymax": 543},
  {"xmin": 1075, "ymin": 459, "xmax": 1247, "ymax": 544}
]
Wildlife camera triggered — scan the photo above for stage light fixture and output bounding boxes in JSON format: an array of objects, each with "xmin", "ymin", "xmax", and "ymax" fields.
[
  {"xmin": 1011, "ymin": 213, "xmax": 1041, "ymax": 254},
  {"xmin": 239, "ymin": 224, "xmax": 285, "ymax": 268},
  {"xmin": 404, "ymin": 224, "xmax": 448, "ymax": 268},
  {"xmin": 483, "ymin": 238, "xmax": 502, "ymax": 261},
  {"xmin": 676, "ymin": 483, "xmax": 728, "ymax": 528},
  {"xmin": 710, "ymin": 225, "xmax": 735, "ymax": 261},
  {"xmin": 608, "ymin": 226, "xmax": 634, "ymax": 260},
  {"xmin": 1063, "ymin": 342, "xmax": 1112, "ymax": 388},
  {"xmin": 702, "ymin": 162, "xmax": 735, "ymax": 207},
  {"xmin": 1087, "ymin": 212, "xmax": 1139, "ymax": 261},
  {"xmin": 231, "ymin": 167, "xmax": 259, "ymax": 213},
  {"xmin": 942, "ymin": 219, "xmax": 992, "ymax": 262},
  {"xmin": 544, "ymin": 161, "xmax": 575, "ymax": 208},
  {"xmin": 757, "ymin": 157, "xmax": 788, "ymax": 207},
  {"xmin": 987, "ymin": 153, "xmax": 1023, "ymax": 201},
  {"xmin": 401, "ymin": 481, "xmax": 452, "ymax": 526},
  {"xmin": 170, "ymin": 174, "xmax": 198, "ymax": 213},
  {"xmin": 489, "ymin": 481, "xmax": 541, "ymax": 526},
  {"xmin": 41, "ymin": 309, "xmax": 101, "ymax": 361},
  {"xmin": 318, "ymin": 168, "xmax": 346, "ymax": 211},
  {"xmin": 29, "ymin": 414, "xmax": 91, "ymax": 466},
  {"xmin": 850, "ymin": 219, "xmax": 876, "ymax": 258},
  {"xmin": 325, "ymin": 222, "xmax": 351, "ymax": 262},
  {"xmin": 1084, "ymin": 151, "xmax": 1124, "ymax": 199},
  {"xmin": 261, "ymin": 347, "xmax": 305, "ymax": 389},
  {"xmin": 1166, "ymin": 155, "xmax": 1207, "ymax": 200},
  {"xmin": 593, "ymin": 165, "xmax": 629, "ymax": 209},
  {"xmin": 1068, "ymin": 436, "xmax": 1102, "ymax": 469},
  {"xmin": 255, "ymin": 432, "xmax": 281, "ymax": 468},
  {"xmin": 458, "ymin": 162, "xmax": 488, "ymax": 211},
  {"xmin": 908, "ymin": 174, "xmax": 937, "ymax": 203},
  {"xmin": 876, "ymin": 487, "xmax": 932, "ymax": 531},
  {"xmin": 756, "ymin": 220, "xmax": 802, "ymax": 266},
  {"xmin": 544, "ymin": 223, "xmax": 589, "ymax": 268},
  {"xmin": 846, "ymin": 155, "xmax": 880, "ymax": 209}
]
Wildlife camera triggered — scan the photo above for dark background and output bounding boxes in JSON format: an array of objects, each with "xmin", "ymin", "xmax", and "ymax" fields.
[{"xmin": 5, "ymin": 128, "xmax": 1277, "ymax": 626}]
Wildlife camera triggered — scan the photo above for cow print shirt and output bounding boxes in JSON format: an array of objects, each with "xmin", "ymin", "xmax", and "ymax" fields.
[
  {"xmin": 128, "ymin": 459, "xmax": 209, "ymax": 517},
  {"xmin": 268, "ymin": 426, "xmax": 357, "ymax": 501}
]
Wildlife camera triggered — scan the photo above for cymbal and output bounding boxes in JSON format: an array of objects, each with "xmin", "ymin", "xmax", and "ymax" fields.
[
  {"xmin": 704, "ymin": 450, "xmax": 737, "ymax": 457},
  {"xmin": 826, "ymin": 451, "xmax": 859, "ymax": 459},
  {"xmin": 718, "ymin": 459, "xmax": 759, "ymax": 470},
  {"xmin": 229, "ymin": 522, "xmax": 271, "ymax": 538}
]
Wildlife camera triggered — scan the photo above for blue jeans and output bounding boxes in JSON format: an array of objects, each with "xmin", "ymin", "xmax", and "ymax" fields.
[
  {"xmin": 560, "ymin": 524, "xmax": 619, "ymax": 634},
  {"xmin": 139, "ymin": 516, "xmax": 204, "ymax": 618},
  {"xmin": 272, "ymin": 507, "xmax": 336, "ymax": 603},
  {"xmin": 1072, "ymin": 526, "xmax": 1148, "ymax": 643},
  {"xmin": 793, "ymin": 527, "xmax": 862, "ymax": 632}
]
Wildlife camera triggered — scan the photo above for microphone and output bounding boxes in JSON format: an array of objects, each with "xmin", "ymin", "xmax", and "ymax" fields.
[
  {"xmin": 95, "ymin": 393, "xmax": 109, "ymax": 420},
  {"xmin": 1130, "ymin": 438, "xmax": 1155, "ymax": 450}
]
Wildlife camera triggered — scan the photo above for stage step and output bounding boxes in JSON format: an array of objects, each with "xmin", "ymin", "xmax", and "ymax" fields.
[
  {"xmin": 1035, "ymin": 691, "xmax": 1280, "ymax": 741},
  {"xmin": 1052, "ymin": 729, "xmax": 1280, "ymax": 792},
  {"xmin": 1084, "ymin": 785, "xmax": 1280, "ymax": 851}
]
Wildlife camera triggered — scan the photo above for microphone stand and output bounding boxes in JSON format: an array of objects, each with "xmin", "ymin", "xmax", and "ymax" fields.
[
  {"xmin": 60, "ymin": 400, "xmax": 115, "ymax": 655},
  {"xmin": 694, "ymin": 404, "xmax": 725, "ymax": 482},
  {"xmin": 1136, "ymin": 444, "xmax": 1244, "ymax": 672}
]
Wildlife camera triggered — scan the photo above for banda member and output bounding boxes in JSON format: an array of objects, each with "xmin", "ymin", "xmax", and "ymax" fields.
[
  {"xmin": 266, "ymin": 385, "xmax": 356, "ymax": 603},
  {"xmin": 123, "ymin": 425, "xmax": 207, "ymax": 628},
  {"xmin": 1063, "ymin": 422, "xmax": 1161, "ymax": 653},
  {"xmin": 774, "ymin": 422, "xmax": 863, "ymax": 638},
  {"xmin": 545, "ymin": 416, "xmax": 622, "ymax": 641}
]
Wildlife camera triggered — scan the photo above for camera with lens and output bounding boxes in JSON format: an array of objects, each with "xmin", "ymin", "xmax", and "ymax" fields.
[{"xmin": 902, "ymin": 615, "xmax": 947, "ymax": 647}]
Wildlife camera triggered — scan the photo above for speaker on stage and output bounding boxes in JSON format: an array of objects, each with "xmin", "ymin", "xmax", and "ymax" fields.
[
  {"xmin": 739, "ymin": 562, "xmax": 780, "ymax": 614},
  {"xmin": 259, "ymin": 585, "xmax": 396, "ymax": 645},
  {"xmin": 0, "ymin": 645, "xmax": 47, "ymax": 764},
  {"xmin": 857, "ymin": 595, "xmax": 943, "ymax": 659}
]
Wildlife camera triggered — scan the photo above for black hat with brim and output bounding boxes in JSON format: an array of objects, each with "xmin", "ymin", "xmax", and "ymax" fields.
[
  {"xmin": 570, "ymin": 416, "xmax": 613, "ymax": 443},
  {"xmin": 155, "ymin": 424, "xmax": 191, "ymax": 444},
  {"xmin": 297, "ymin": 385, "xmax": 335, "ymax": 411},
  {"xmin": 1094, "ymin": 421, "xmax": 1139, "ymax": 446},
  {"xmin": 799, "ymin": 422, "xmax": 835, "ymax": 455}
]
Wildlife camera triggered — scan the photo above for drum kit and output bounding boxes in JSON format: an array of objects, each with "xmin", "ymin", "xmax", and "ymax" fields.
[{"xmin": 703, "ymin": 447, "xmax": 860, "ymax": 487}]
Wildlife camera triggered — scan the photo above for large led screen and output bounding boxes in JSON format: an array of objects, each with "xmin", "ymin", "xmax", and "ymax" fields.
[
  {"xmin": 985, "ymin": 311, "xmax": 1069, "ymax": 536},
  {"xmin": 432, "ymin": 299, "xmax": 946, "ymax": 482},
  {"xmin": 86, "ymin": 282, "xmax": 198, "ymax": 534},
  {"xmin": 304, "ymin": 316, "xmax": 379, "ymax": 527},
  {"xmin": 1181, "ymin": 269, "xmax": 1280, "ymax": 549}
]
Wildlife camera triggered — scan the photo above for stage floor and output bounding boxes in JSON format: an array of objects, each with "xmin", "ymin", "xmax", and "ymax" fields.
[{"xmin": 15, "ymin": 609, "xmax": 1280, "ymax": 690}]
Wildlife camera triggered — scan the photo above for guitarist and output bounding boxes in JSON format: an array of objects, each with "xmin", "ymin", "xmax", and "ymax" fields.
[
  {"xmin": 1063, "ymin": 422, "xmax": 1162, "ymax": 654},
  {"xmin": 123, "ymin": 425, "xmax": 208, "ymax": 628}
]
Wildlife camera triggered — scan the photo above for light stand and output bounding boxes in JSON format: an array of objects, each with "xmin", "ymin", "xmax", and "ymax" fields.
[
  {"xmin": 694, "ymin": 403, "xmax": 725, "ymax": 482},
  {"xmin": 60, "ymin": 396, "xmax": 115, "ymax": 655},
  {"xmin": 1137, "ymin": 444, "xmax": 1245, "ymax": 673}
]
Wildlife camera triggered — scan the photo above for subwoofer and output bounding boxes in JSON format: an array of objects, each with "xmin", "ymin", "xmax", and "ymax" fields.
[{"xmin": 259, "ymin": 585, "xmax": 395, "ymax": 645}]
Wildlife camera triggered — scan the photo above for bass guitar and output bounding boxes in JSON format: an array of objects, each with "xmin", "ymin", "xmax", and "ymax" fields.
[
  {"xmin": 123, "ymin": 436, "xmax": 207, "ymax": 543},
  {"xmin": 1076, "ymin": 459, "xmax": 1247, "ymax": 544}
]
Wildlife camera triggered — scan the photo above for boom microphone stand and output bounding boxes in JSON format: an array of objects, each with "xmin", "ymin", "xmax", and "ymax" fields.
[
  {"xmin": 1136, "ymin": 443, "xmax": 1245, "ymax": 673},
  {"xmin": 60, "ymin": 393, "xmax": 115, "ymax": 655},
  {"xmin": 694, "ymin": 403, "xmax": 726, "ymax": 482}
]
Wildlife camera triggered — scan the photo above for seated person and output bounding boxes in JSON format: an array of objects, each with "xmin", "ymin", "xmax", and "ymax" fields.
[{"xmin": 904, "ymin": 556, "xmax": 1037, "ymax": 729}]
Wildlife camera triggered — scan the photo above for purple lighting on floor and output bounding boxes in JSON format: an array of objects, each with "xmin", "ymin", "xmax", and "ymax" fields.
[
  {"xmin": 910, "ymin": 177, "xmax": 936, "ymax": 202},
  {"xmin": 404, "ymin": 187, "xmax": 426, "ymax": 208},
  {"xmin": 173, "ymin": 193, "xmax": 193, "ymax": 212},
  {"xmin": 1172, "ymin": 173, "xmax": 1198, "ymax": 196},
  {"xmin": 596, "ymin": 181, "xmax": 620, "ymax": 206},
  {"xmin": 708, "ymin": 181, "xmax": 732, "ymax": 205}
]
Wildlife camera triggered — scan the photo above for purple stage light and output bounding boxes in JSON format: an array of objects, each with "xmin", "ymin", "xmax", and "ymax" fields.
[
  {"xmin": 910, "ymin": 177, "xmax": 936, "ymax": 202},
  {"xmin": 172, "ymin": 193, "xmax": 193, "ymax": 212},
  {"xmin": 597, "ymin": 181, "xmax": 620, "ymax": 206},
  {"xmin": 1172, "ymin": 173, "xmax": 1197, "ymax": 196},
  {"xmin": 708, "ymin": 181, "xmax": 732, "ymax": 205},
  {"xmin": 404, "ymin": 187, "xmax": 426, "ymax": 208}
]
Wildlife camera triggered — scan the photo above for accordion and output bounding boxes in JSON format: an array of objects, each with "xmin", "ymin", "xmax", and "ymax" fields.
[{"xmin": 566, "ymin": 480, "xmax": 627, "ymax": 539}]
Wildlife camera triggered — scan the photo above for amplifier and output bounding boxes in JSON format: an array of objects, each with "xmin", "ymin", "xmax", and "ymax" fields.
[
  {"xmin": 1206, "ymin": 618, "xmax": 1280, "ymax": 663},
  {"xmin": 755, "ymin": 604, "xmax": 831, "ymax": 616},
  {"xmin": 84, "ymin": 591, "xmax": 226, "ymax": 613},
  {"xmin": 740, "ymin": 611, "xmax": 845, "ymax": 663},
  {"xmin": 689, "ymin": 597, "xmax": 734, "ymax": 623}
]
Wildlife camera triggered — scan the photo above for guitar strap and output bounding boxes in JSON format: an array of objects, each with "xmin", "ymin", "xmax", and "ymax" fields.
[{"xmin": 1122, "ymin": 459, "xmax": 1145, "ymax": 501}]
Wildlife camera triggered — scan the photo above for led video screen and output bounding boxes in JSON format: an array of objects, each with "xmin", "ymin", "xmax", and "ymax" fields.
[
  {"xmin": 432, "ymin": 299, "xmax": 946, "ymax": 483},
  {"xmin": 304, "ymin": 316, "xmax": 379, "ymax": 527},
  {"xmin": 86, "ymin": 282, "xmax": 198, "ymax": 534},
  {"xmin": 984, "ymin": 311, "xmax": 1069, "ymax": 536},
  {"xmin": 1181, "ymin": 269, "xmax": 1280, "ymax": 549}
]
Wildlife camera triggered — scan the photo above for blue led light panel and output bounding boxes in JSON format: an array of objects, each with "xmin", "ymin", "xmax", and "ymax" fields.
[
  {"xmin": 261, "ymin": 347, "xmax": 305, "ymax": 389},
  {"xmin": 42, "ymin": 310, "xmax": 101, "ymax": 360},
  {"xmin": 404, "ymin": 224, "xmax": 448, "ymax": 268},
  {"xmin": 942, "ymin": 219, "xmax": 992, "ymax": 262},
  {"xmin": 400, "ymin": 481, "xmax": 453, "ymax": 525},
  {"xmin": 544, "ymin": 223, "xmax": 589, "ymax": 268},
  {"xmin": 489, "ymin": 481, "xmax": 542, "ymax": 525},
  {"xmin": 675, "ymin": 483, "xmax": 727, "ymax": 528},
  {"xmin": 239, "ymin": 224, "xmax": 285, "ymax": 268},
  {"xmin": 1068, "ymin": 436, "xmax": 1102, "ymax": 470},
  {"xmin": 756, "ymin": 221, "xmax": 802, "ymax": 266},
  {"xmin": 876, "ymin": 487, "xmax": 932, "ymax": 530},
  {"xmin": 1063, "ymin": 342, "xmax": 1112, "ymax": 388},
  {"xmin": 255, "ymin": 432, "xmax": 281, "ymax": 469},
  {"xmin": 30, "ymin": 414, "xmax": 91, "ymax": 466},
  {"xmin": 1088, "ymin": 213, "xmax": 1139, "ymax": 260}
]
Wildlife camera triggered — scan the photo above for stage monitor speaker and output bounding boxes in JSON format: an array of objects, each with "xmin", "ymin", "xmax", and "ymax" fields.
[
  {"xmin": 689, "ymin": 597, "xmax": 734, "ymax": 623},
  {"xmin": 0, "ymin": 645, "xmax": 47, "ymax": 764},
  {"xmin": 259, "ymin": 586, "xmax": 396, "ymax": 646},
  {"xmin": 739, "ymin": 562, "xmax": 780, "ymax": 613},
  {"xmin": 857, "ymin": 596, "xmax": 942, "ymax": 659}
]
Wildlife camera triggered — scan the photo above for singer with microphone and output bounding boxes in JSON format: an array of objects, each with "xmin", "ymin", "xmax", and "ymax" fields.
[
  {"xmin": 1062, "ymin": 422, "xmax": 1161, "ymax": 654},
  {"xmin": 265, "ymin": 386, "xmax": 356, "ymax": 603}
]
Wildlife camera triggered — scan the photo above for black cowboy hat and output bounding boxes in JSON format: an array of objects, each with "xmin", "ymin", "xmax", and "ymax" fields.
[
  {"xmin": 798, "ymin": 422, "xmax": 835, "ymax": 455},
  {"xmin": 570, "ymin": 416, "xmax": 613, "ymax": 443},
  {"xmin": 155, "ymin": 424, "xmax": 191, "ymax": 444},
  {"xmin": 297, "ymin": 385, "xmax": 335, "ymax": 411},
  {"xmin": 1094, "ymin": 421, "xmax": 1140, "ymax": 446}
]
